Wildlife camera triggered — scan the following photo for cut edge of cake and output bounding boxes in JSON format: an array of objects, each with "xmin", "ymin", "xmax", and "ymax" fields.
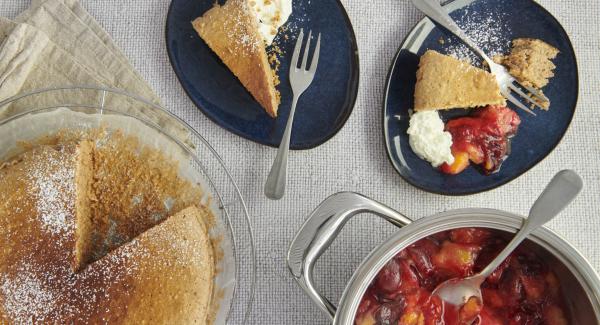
[
  {"xmin": 494, "ymin": 38, "xmax": 559, "ymax": 110},
  {"xmin": 73, "ymin": 140, "xmax": 95, "ymax": 272},
  {"xmin": 414, "ymin": 50, "xmax": 506, "ymax": 112},
  {"xmin": 192, "ymin": 0, "xmax": 280, "ymax": 117}
]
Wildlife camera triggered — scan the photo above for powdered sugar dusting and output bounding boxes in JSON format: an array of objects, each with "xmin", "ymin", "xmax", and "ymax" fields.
[
  {"xmin": 0, "ymin": 263, "xmax": 57, "ymax": 321},
  {"xmin": 0, "ymin": 238, "xmax": 145, "ymax": 322},
  {"xmin": 442, "ymin": 6, "xmax": 512, "ymax": 66},
  {"xmin": 0, "ymin": 207, "xmax": 212, "ymax": 322},
  {"xmin": 227, "ymin": 1, "xmax": 262, "ymax": 52},
  {"xmin": 0, "ymin": 136, "xmax": 215, "ymax": 322},
  {"xmin": 27, "ymin": 147, "xmax": 76, "ymax": 236}
]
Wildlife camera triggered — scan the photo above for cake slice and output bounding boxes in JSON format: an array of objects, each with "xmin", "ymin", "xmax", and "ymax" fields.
[
  {"xmin": 414, "ymin": 50, "xmax": 506, "ymax": 111},
  {"xmin": 494, "ymin": 38, "xmax": 559, "ymax": 110},
  {"xmin": 0, "ymin": 141, "xmax": 94, "ymax": 273},
  {"xmin": 192, "ymin": 0, "xmax": 280, "ymax": 117},
  {"xmin": 495, "ymin": 38, "xmax": 559, "ymax": 89},
  {"xmin": 83, "ymin": 205, "xmax": 216, "ymax": 323}
]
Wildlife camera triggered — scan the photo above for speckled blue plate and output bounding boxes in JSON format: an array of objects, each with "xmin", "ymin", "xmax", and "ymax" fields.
[
  {"xmin": 166, "ymin": 0, "xmax": 359, "ymax": 149},
  {"xmin": 384, "ymin": 0, "xmax": 578, "ymax": 195}
]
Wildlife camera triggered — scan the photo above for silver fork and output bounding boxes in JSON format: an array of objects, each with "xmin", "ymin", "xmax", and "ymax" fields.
[
  {"xmin": 264, "ymin": 29, "xmax": 321, "ymax": 200},
  {"xmin": 410, "ymin": 0, "xmax": 548, "ymax": 115}
]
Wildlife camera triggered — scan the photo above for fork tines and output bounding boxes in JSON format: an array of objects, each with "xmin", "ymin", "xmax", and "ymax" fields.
[
  {"xmin": 507, "ymin": 80, "xmax": 548, "ymax": 112},
  {"xmin": 291, "ymin": 29, "xmax": 321, "ymax": 73}
]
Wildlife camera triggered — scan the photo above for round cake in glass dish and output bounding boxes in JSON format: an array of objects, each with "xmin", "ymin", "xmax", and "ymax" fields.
[{"xmin": 0, "ymin": 128, "xmax": 219, "ymax": 323}]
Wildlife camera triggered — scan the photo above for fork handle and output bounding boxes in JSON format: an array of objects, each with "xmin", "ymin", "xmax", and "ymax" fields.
[
  {"xmin": 264, "ymin": 96, "xmax": 299, "ymax": 200},
  {"xmin": 410, "ymin": 0, "xmax": 493, "ymax": 64}
]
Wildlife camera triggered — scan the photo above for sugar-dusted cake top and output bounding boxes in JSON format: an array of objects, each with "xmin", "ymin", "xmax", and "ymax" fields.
[{"xmin": 414, "ymin": 50, "xmax": 506, "ymax": 111}]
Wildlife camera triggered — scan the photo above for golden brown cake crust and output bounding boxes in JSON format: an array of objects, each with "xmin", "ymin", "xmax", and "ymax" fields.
[
  {"xmin": 0, "ymin": 144, "xmax": 80, "ymax": 271},
  {"xmin": 0, "ymin": 142, "xmax": 94, "ymax": 274},
  {"xmin": 1, "ymin": 193, "xmax": 215, "ymax": 324},
  {"xmin": 414, "ymin": 50, "xmax": 506, "ymax": 111},
  {"xmin": 192, "ymin": 0, "xmax": 280, "ymax": 117},
  {"xmin": 95, "ymin": 205, "xmax": 215, "ymax": 324},
  {"xmin": 0, "ymin": 135, "xmax": 216, "ymax": 324}
]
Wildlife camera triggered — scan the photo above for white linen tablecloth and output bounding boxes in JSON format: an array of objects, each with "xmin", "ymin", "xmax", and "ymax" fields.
[{"xmin": 1, "ymin": 0, "xmax": 598, "ymax": 323}]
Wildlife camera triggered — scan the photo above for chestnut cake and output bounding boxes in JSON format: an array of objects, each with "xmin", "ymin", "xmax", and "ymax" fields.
[
  {"xmin": 495, "ymin": 38, "xmax": 559, "ymax": 110},
  {"xmin": 0, "ymin": 133, "xmax": 217, "ymax": 323},
  {"xmin": 414, "ymin": 50, "xmax": 506, "ymax": 111},
  {"xmin": 192, "ymin": 0, "xmax": 281, "ymax": 117}
]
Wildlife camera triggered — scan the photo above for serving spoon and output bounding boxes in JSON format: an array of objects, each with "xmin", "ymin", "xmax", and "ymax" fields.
[{"xmin": 433, "ymin": 170, "xmax": 583, "ymax": 313}]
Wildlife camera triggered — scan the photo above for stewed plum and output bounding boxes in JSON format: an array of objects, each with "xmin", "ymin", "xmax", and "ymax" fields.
[
  {"xmin": 441, "ymin": 105, "xmax": 521, "ymax": 175},
  {"xmin": 355, "ymin": 228, "xmax": 569, "ymax": 325}
]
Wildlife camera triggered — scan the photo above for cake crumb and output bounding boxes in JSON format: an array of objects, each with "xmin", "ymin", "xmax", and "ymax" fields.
[{"xmin": 494, "ymin": 38, "xmax": 559, "ymax": 110}]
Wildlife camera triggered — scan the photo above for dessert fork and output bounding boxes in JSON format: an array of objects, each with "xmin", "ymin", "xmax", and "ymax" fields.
[
  {"xmin": 265, "ymin": 29, "xmax": 321, "ymax": 200},
  {"xmin": 410, "ymin": 0, "xmax": 548, "ymax": 115}
]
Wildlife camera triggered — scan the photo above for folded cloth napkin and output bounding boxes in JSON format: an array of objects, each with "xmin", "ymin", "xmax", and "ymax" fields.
[
  {"xmin": 16, "ymin": 0, "xmax": 159, "ymax": 102},
  {"xmin": 0, "ymin": 21, "xmax": 51, "ymax": 103},
  {"xmin": 31, "ymin": 0, "xmax": 133, "ymax": 71},
  {"xmin": 0, "ymin": 0, "xmax": 189, "ymax": 142},
  {"xmin": 0, "ymin": 19, "xmax": 108, "ymax": 116}
]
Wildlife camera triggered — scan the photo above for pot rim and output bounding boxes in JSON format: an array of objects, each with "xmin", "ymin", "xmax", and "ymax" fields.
[{"xmin": 334, "ymin": 208, "xmax": 600, "ymax": 324}]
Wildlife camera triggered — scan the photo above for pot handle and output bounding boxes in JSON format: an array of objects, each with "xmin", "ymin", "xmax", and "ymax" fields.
[{"xmin": 287, "ymin": 192, "xmax": 412, "ymax": 320}]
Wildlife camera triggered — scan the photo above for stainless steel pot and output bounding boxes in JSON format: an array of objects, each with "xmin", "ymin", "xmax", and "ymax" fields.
[{"xmin": 287, "ymin": 192, "xmax": 600, "ymax": 324}]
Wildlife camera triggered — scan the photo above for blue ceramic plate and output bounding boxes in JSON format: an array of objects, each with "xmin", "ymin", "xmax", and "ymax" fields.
[
  {"xmin": 384, "ymin": 0, "xmax": 578, "ymax": 195},
  {"xmin": 166, "ymin": 0, "xmax": 359, "ymax": 149}
]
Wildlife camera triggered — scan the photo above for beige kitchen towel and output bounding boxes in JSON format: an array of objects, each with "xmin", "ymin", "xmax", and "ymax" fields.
[
  {"xmin": 0, "ymin": 19, "xmax": 106, "ymax": 94},
  {"xmin": 15, "ymin": 0, "xmax": 159, "ymax": 103},
  {"xmin": 0, "ymin": 21, "xmax": 50, "ymax": 102},
  {"xmin": 30, "ymin": 0, "xmax": 136, "ymax": 71},
  {"xmin": 0, "ymin": 20, "xmax": 109, "ymax": 117},
  {"xmin": 0, "ymin": 0, "xmax": 189, "ymax": 142},
  {"xmin": 21, "ymin": 0, "xmax": 122, "ymax": 68},
  {"xmin": 0, "ymin": 20, "xmax": 184, "ymax": 139}
]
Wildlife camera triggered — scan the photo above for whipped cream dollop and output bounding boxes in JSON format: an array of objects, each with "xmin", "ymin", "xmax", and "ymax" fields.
[
  {"xmin": 407, "ymin": 111, "xmax": 454, "ymax": 167},
  {"xmin": 249, "ymin": 0, "xmax": 292, "ymax": 45}
]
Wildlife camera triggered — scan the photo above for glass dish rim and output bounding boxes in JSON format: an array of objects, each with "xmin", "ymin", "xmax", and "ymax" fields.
[{"xmin": 0, "ymin": 85, "xmax": 257, "ymax": 324}]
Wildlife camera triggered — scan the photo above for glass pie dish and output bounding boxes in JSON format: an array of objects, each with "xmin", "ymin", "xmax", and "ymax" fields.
[{"xmin": 0, "ymin": 86, "xmax": 255, "ymax": 324}]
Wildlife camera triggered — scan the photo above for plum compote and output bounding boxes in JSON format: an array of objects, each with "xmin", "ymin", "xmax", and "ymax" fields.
[
  {"xmin": 441, "ymin": 106, "xmax": 521, "ymax": 175},
  {"xmin": 355, "ymin": 228, "xmax": 569, "ymax": 325}
]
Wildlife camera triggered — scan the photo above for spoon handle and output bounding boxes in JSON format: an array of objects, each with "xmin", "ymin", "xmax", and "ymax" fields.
[{"xmin": 478, "ymin": 170, "xmax": 583, "ymax": 279}]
